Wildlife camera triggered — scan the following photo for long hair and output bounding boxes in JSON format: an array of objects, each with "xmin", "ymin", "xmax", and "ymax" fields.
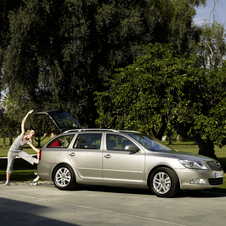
[
  {"xmin": 25, "ymin": 130, "xmax": 35, "ymax": 135},
  {"xmin": 25, "ymin": 130, "xmax": 35, "ymax": 142}
]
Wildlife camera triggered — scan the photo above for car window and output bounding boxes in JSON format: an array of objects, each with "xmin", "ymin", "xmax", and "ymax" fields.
[
  {"xmin": 127, "ymin": 133, "xmax": 172, "ymax": 151},
  {"xmin": 47, "ymin": 135, "xmax": 74, "ymax": 148},
  {"xmin": 73, "ymin": 133, "xmax": 102, "ymax": 149},
  {"xmin": 106, "ymin": 134, "xmax": 134, "ymax": 151},
  {"xmin": 50, "ymin": 112, "xmax": 81, "ymax": 130}
]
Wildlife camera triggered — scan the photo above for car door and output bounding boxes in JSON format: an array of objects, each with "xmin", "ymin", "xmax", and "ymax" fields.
[
  {"xmin": 68, "ymin": 133, "xmax": 103, "ymax": 181},
  {"xmin": 103, "ymin": 133, "xmax": 145, "ymax": 183}
]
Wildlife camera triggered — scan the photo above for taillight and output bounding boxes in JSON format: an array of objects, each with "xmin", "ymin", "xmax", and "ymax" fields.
[{"xmin": 39, "ymin": 150, "xmax": 42, "ymax": 161}]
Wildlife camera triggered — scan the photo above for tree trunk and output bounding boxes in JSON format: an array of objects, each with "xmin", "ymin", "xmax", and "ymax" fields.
[
  {"xmin": 168, "ymin": 135, "xmax": 172, "ymax": 145},
  {"xmin": 152, "ymin": 115, "xmax": 167, "ymax": 140},
  {"xmin": 168, "ymin": 129, "xmax": 173, "ymax": 145},
  {"xmin": 35, "ymin": 137, "xmax": 41, "ymax": 147},
  {"xmin": 195, "ymin": 135, "xmax": 218, "ymax": 160},
  {"xmin": 8, "ymin": 133, "xmax": 13, "ymax": 145},
  {"xmin": 3, "ymin": 136, "xmax": 6, "ymax": 149}
]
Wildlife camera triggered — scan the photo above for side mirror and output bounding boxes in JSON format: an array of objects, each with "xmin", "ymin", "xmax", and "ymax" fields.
[{"xmin": 125, "ymin": 145, "xmax": 139, "ymax": 152}]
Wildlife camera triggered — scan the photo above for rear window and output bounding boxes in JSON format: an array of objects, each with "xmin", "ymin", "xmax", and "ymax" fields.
[
  {"xmin": 47, "ymin": 135, "xmax": 74, "ymax": 148},
  {"xmin": 50, "ymin": 112, "xmax": 81, "ymax": 130}
]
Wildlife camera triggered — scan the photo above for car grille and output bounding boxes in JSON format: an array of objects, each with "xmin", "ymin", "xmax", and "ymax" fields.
[
  {"xmin": 206, "ymin": 161, "xmax": 222, "ymax": 171},
  {"xmin": 208, "ymin": 178, "xmax": 224, "ymax": 185}
]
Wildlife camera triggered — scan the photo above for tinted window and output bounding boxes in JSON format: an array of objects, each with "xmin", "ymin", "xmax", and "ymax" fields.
[
  {"xmin": 106, "ymin": 134, "xmax": 134, "ymax": 151},
  {"xmin": 74, "ymin": 134, "xmax": 102, "ymax": 149},
  {"xmin": 50, "ymin": 112, "xmax": 81, "ymax": 129},
  {"xmin": 47, "ymin": 135, "xmax": 74, "ymax": 148}
]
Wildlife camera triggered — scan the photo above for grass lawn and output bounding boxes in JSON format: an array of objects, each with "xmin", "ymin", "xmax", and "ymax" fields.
[
  {"xmin": 0, "ymin": 136, "xmax": 50, "ymax": 157},
  {"xmin": 0, "ymin": 137, "xmax": 226, "ymax": 193}
]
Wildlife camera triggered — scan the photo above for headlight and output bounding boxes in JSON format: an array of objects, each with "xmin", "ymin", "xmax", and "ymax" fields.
[{"xmin": 179, "ymin": 160, "xmax": 208, "ymax": 170}]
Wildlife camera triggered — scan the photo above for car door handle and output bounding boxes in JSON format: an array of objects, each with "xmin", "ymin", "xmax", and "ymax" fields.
[
  {"xmin": 104, "ymin": 154, "xmax": 111, "ymax": 159},
  {"xmin": 69, "ymin": 152, "xmax": 76, "ymax": 157}
]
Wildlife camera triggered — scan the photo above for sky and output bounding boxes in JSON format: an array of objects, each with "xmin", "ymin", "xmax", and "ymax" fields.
[{"xmin": 193, "ymin": 0, "xmax": 226, "ymax": 27}]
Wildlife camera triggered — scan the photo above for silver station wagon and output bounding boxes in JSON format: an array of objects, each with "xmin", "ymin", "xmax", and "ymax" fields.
[{"xmin": 37, "ymin": 129, "xmax": 224, "ymax": 197}]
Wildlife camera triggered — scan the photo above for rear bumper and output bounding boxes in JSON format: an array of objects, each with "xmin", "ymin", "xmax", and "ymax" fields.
[{"xmin": 37, "ymin": 162, "xmax": 55, "ymax": 181}]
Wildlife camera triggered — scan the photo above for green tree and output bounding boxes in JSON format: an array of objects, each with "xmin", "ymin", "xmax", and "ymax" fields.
[
  {"xmin": 150, "ymin": 0, "xmax": 207, "ymax": 53},
  {"xmin": 2, "ymin": 0, "xmax": 153, "ymax": 127},
  {"xmin": 196, "ymin": 20, "xmax": 226, "ymax": 69},
  {"xmin": 0, "ymin": 108, "xmax": 19, "ymax": 148},
  {"xmin": 0, "ymin": 0, "xmax": 23, "ymax": 101},
  {"xmin": 180, "ymin": 0, "xmax": 226, "ymax": 158},
  {"xmin": 95, "ymin": 43, "xmax": 203, "ymax": 138},
  {"xmin": 1, "ymin": 0, "xmax": 206, "ymax": 127},
  {"xmin": 190, "ymin": 0, "xmax": 226, "ymax": 69},
  {"xmin": 0, "ymin": 95, "xmax": 22, "ymax": 146},
  {"xmin": 95, "ymin": 42, "xmax": 225, "ymax": 159},
  {"xmin": 190, "ymin": 63, "xmax": 226, "ymax": 155}
]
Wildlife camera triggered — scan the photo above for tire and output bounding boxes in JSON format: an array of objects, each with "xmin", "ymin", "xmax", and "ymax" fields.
[
  {"xmin": 53, "ymin": 164, "xmax": 76, "ymax": 190},
  {"xmin": 149, "ymin": 167, "xmax": 179, "ymax": 198}
]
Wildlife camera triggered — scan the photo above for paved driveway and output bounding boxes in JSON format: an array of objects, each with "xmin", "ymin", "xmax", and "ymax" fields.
[{"xmin": 0, "ymin": 184, "xmax": 226, "ymax": 226}]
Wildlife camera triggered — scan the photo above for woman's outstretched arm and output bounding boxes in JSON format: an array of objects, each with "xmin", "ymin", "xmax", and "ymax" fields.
[
  {"xmin": 21, "ymin": 110, "xmax": 34, "ymax": 135},
  {"xmin": 27, "ymin": 141, "xmax": 40, "ymax": 153}
]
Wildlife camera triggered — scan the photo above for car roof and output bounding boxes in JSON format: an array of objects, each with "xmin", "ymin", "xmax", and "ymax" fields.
[{"xmin": 63, "ymin": 128, "xmax": 142, "ymax": 134}]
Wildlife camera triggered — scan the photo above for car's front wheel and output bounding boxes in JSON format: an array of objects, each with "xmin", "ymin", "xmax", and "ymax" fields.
[
  {"xmin": 53, "ymin": 164, "xmax": 76, "ymax": 190},
  {"xmin": 149, "ymin": 167, "xmax": 179, "ymax": 198}
]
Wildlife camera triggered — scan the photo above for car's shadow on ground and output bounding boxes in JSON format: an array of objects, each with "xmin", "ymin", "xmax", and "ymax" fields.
[
  {"xmin": 71, "ymin": 184, "xmax": 151, "ymax": 195},
  {"xmin": 68, "ymin": 184, "xmax": 226, "ymax": 198},
  {"xmin": 176, "ymin": 190, "xmax": 226, "ymax": 198}
]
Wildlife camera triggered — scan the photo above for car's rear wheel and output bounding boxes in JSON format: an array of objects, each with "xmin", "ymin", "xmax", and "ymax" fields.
[
  {"xmin": 53, "ymin": 164, "xmax": 76, "ymax": 190},
  {"xmin": 150, "ymin": 167, "xmax": 179, "ymax": 198}
]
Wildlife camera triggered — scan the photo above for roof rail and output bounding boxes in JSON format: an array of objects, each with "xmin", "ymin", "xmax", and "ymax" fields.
[
  {"xmin": 64, "ymin": 128, "xmax": 120, "ymax": 133},
  {"xmin": 119, "ymin": 130, "xmax": 141, "ymax": 133}
]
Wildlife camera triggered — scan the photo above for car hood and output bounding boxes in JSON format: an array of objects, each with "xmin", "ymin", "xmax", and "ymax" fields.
[
  {"xmin": 150, "ymin": 150, "xmax": 215, "ymax": 162},
  {"xmin": 35, "ymin": 110, "xmax": 82, "ymax": 133}
]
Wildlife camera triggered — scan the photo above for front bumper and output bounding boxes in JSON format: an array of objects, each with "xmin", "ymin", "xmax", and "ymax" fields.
[{"xmin": 175, "ymin": 168, "xmax": 224, "ymax": 190}]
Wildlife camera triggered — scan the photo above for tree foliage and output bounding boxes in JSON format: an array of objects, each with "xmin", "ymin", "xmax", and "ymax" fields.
[
  {"xmin": 149, "ymin": 0, "xmax": 206, "ymax": 53},
  {"xmin": 4, "ymin": 0, "xmax": 223, "ymax": 159},
  {"xmin": 0, "ymin": 107, "xmax": 19, "ymax": 148},
  {"xmin": 0, "ymin": 0, "xmax": 206, "ymax": 127},
  {"xmin": 196, "ymin": 20, "xmax": 226, "ymax": 69},
  {"xmin": 2, "ymin": 0, "xmax": 153, "ymax": 127},
  {"xmin": 95, "ymin": 42, "xmax": 226, "ymax": 159},
  {"xmin": 191, "ymin": 64, "xmax": 226, "ymax": 148},
  {"xmin": 95, "ymin": 43, "xmax": 204, "ymax": 137}
]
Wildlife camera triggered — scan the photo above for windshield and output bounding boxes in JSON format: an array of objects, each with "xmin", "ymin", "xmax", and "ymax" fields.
[{"xmin": 127, "ymin": 133, "xmax": 174, "ymax": 151}]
